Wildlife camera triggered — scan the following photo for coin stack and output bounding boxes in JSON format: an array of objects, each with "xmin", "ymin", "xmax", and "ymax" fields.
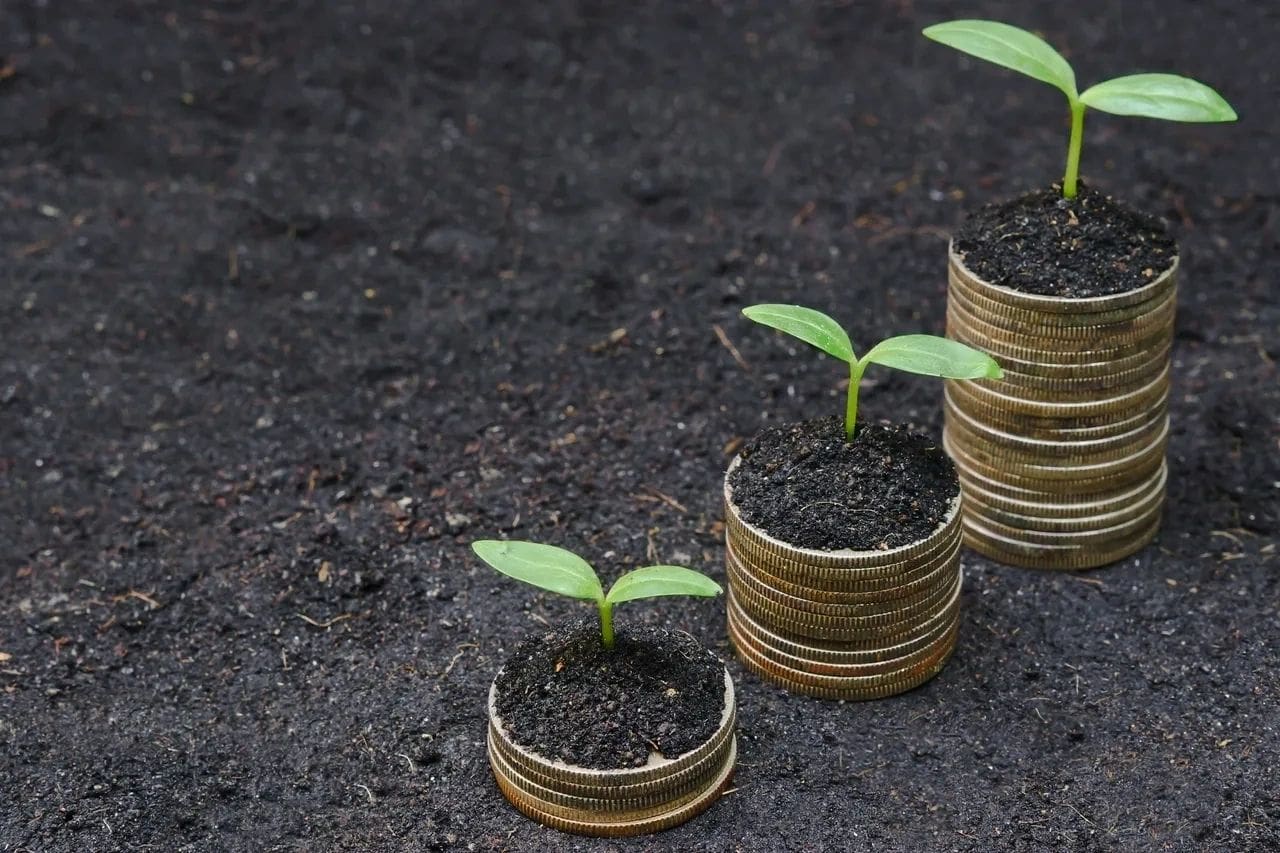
[
  {"xmin": 942, "ymin": 245, "xmax": 1177, "ymax": 570},
  {"xmin": 486, "ymin": 672, "xmax": 737, "ymax": 837},
  {"xmin": 724, "ymin": 467, "xmax": 963, "ymax": 700}
]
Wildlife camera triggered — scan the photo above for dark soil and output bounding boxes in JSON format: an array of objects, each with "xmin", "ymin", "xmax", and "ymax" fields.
[
  {"xmin": 728, "ymin": 417, "xmax": 958, "ymax": 551},
  {"xmin": 954, "ymin": 183, "xmax": 1177, "ymax": 298},
  {"xmin": 493, "ymin": 621, "xmax": 725, "ymax": 769},
  {"xmin": 3, "ymin": 2, "xmax": 1278, "ymax": 852}
]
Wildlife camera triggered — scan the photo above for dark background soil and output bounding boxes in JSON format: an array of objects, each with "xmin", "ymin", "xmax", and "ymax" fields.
[{"xmin": 1, "ymin": 1, "xmax": 1276, "ymax": 851}]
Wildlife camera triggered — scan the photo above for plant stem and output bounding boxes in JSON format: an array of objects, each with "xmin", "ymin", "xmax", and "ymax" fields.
[
  {"xmin": 1063, "ymin": 99, "xmax": 1086, "ymax": 199},
  {"xmin": 599, "ymin": 600, "xmax": 614, "ymax": 649},
  {"xmin": 844, "ymin": 359, "xmax": 867, "ymax": 441}
]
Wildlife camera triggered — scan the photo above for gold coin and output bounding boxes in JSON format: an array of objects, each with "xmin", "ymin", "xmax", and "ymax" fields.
[
  {"xmin": 726, "ymin": 587, "xmax": 962, "ymax": 663},
  {"xmin": 945, "ymin": 403, "xmax": 1168, "ymax": 465},
  {"xmin": 945, "ymin": 297, "xmax": 1175, "ymax": 354},
  {"xmin": 972, "ymin": 341, "xmax": 1173, "ymax": 381},
  {"xmin": 726, "ymin": 549, "xmax": 956, "ymax": 618},
  {"xmin": 943, "ymin": 424, "xmax": 1167, "ymax": 486},
  {"xmin": 488, "ymin": 736, "xmax": 728, "ymax": 816},
  {"xmin": 947, "ymin": 264, "xmax": 1176, "ymax": 328},
  {"xmin": 729, "ymin": 603, "xmax": 960, "ymax": 678},
  {"xmin": 944, "ymin": 366, "xmax": 1168, "ymax": 420},
  {"xmin": 727, "ymin": 535, "xmax": 960, "ymax": 602},
  {"xmin": 729, "ymin": 573, "xmax": 960, "ymax": 642},
  {"xmin": 961, "ymin": 515, "xmax": 1161, "ymax": 571},
  {"xmin": 990, "ymin": 349, "xmax": 1170, "ymax": 396},
  {"xmin": 487, "ymin": 672, "xmax": 734, "ymax": 790},
  {"xmin": 955, "ymin": 460, "xmax": 1166, "ymax": 519},
  {"xmin": 947, "ymin": 313, "xmax": 1173, "ymax": 366},
  {"xmin": 961, "ymin": 493, "xmax": 1163, "ymax": 546},
  {"xmin": 491, "ymin": 737, "xmax": 736, "ymax": 837},
  {"xmin": 949, "ymin": 244, "xmax": 1179, "ymax": 315},
  {"xmin": 723, "ymin": 483, "xmax": 963, "ymax": 578},
  {"xmin": 943, "ymin": 387, "xmax": 1168, "ymax": 440},
  {"xmin": 730, "ymin": 622, "xmax": 957, "ymax": 700},
  {"xmin": 947, "ymin": 278, "xmax": 1176, "ymax": 341}
]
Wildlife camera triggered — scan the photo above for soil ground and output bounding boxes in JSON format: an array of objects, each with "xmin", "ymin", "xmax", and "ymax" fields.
[{"xmin": 2, "ymin": 2, "xmax": 1277, "ymax": 851}]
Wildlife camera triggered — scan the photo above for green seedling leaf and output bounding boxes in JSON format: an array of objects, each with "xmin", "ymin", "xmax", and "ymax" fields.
[
  {"xmin": 862, "ymin": 335, "xmax": 1004, "ymax": 380},
  {"xmin": 742, "ymin": 304, "xmax": 855, "ymax": 364},
  {"xmin": 1080, "ymin": 74, "xmax": 1237, "ymax": 122},
  {"xmin": 471, "ymin": 540, "xmax": 604, "ymax": 602},
  {"xmin": 922, "ymin": 19, "xmax": 1077, "ymax": 99},
  {"xmin": 605, "ymin": 566, "xmax": 723, "ymax": 605}
]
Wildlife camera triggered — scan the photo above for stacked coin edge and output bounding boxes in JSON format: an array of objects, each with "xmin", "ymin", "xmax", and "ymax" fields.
[{"xmin": 486, "ymin": 673, "xmax": 737, "ymax": 837}]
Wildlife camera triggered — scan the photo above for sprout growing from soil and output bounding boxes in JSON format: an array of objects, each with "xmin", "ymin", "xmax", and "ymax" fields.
[
  {"xmin": 742, "ymin": 303, "xmax": 1002, "ymax": 442},
  {"xmin": 471, "ymin": 540, "xmax": 722, "ymax": 649},
  {"xmin": 923, "ymin": 19, "xmax": 1237, "ymax": 199}
]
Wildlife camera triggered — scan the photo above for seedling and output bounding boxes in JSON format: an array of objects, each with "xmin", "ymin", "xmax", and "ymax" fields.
[
  {"xmin": 471, "ymin": 540, "xmax": 722, "ymax": 649},
  {"xmin": 742, "ymin": 304, "xmax": 1002, "ymax": 441},
  {"xmin": 923, "ymin": 19, "xmax": 1237, "ymax": 199}
]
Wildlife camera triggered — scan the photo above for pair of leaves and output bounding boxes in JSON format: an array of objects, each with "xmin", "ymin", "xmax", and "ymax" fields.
[
  {"xmin": 923, "ymin": 20, "xmax": 1236, "ymax": 122},
  {"xmin": 741, "ymin": 304, "xmax": 1002, "ymax": 381},
  {"xmin": 471, "ymin": 540, "xmax": 722, "ymax": 605}
]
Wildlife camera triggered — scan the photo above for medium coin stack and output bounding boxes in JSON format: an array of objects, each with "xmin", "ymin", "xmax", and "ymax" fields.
[
  {"xmin": 724, "ymin": 467, "xmax": 963, "ymax": 700},
  {"xmin": 942, "ymin": 245, "xmax": 1177, "ymax": 570},
  {"xmin": 486, "ymin": 672, "xmax": 737, "ymax": 837}
]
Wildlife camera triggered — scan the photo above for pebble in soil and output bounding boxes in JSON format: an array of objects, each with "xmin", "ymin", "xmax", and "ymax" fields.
[
  {"xmin": 728, "ymin": 417, "xmax": 959, "ymax": 552},
  {"xmin": 953, "ymin": 182, "xmax": 1176, "ymax": 298},
  {"xmin": 493, "ymin": 621, "xmax": 726, "ymax": 769}
]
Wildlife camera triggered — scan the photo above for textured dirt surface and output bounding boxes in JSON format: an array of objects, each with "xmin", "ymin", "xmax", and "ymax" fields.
[
  {"xmin": 729, "ymin": 417, "xmax": 958, "ymax": 551},
  {"xmin": 494, "ymin": 621, "xmax": 725, "ymax": 769},
  {"xmin": 954, "ymin": 182, "xmax": 1178, "ymax": 297},
  {"xmin": 2, "ymin": 1, "xmax": 1277, "ymax": 851}
]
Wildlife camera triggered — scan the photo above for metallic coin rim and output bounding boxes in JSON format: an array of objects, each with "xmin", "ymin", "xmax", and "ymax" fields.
[
  {"xmin": 947, "ymin": 315, "xmax": 1173, "ymax": 366},
  {"xmin": 961, "ymin": 493, "xmax": 1164, "ymax": 546},
  {"xmin": 949, "ymin": 242, "xmax": 1179, "ymax": 314},
  {"xmin": 729, "ymin": 576, "xmax": 961, "ymax": 642},
  {"xmin": 945, "ymin": 366, "xmax": 1169, "ymax": 418},
  {"xmin": 726, "ymin": 513, "xmax": 962, "ymax": 582},
  {"xmin": 730, "ymin": 568, "xmax": 959, "ymax": 632},
  {"xmin": 948, "ymin": 281, "xmax": 1176, "ymax": 336},
  {"xmin": 488, "ymin": 669, "xmax": 734, "ymax": 789},
  {"xmin": 488, "ymin": 704, "xmax": 737, "ymax": 801},
  {"xmin": 955, "ymin": 461, "xmax": 1167, "ymax": 518},
  {"xmin": 943, "ymin": 387, "xmax": 1169, "ymax": 439},
  {"xmin": 732, "ymin": 629, "xmax": 957, "ymax": 699},
  {"xmin": 945, "ymin": 298, "xmax": 1175, "ymax": 352},
  {"xmin": 944, "ymin": 426, "xmax": 1167, "ymax": 485},
  {"xmin": 948, "ymin": 264, "xmax": 1176, "ymax": 328},
  {"xmin": 945, "ymin": 412, "xmax": 1170, "ymax": 469},
  {"xmin": 989, "ymin": 348, "xmax": 1171, "ymax": 394},
  {"xmin": 724, "ymin": 459, "xmax": 963, "ymax": 572},
  {"xmin": 487, "ymin": 734, "xmax": 729, "ymax": 815},
  {"xmin": 962, "ymin": 516, "xmax": 1160, "ymax": 571},
  {"xmin": 945, "ymin": 403, "xmax": 1168, "ymax": 464},
  {"xmin": 726, "ymin": 548, "xmax": 956, "ymax": 617},
  {"xmin": 968, "ymin": 340, "xmax": 1175, "ymax": 380},
  {"xmin": 945, "ymin": 394, "xmax": 1166, "ymax": 453},
  {"xmin": 729, "ymin": 603, "xmax": 960, "ymax": 677},
  {"xmin": 963, "ymin": 479, "xmax": 1166, "ymax": 535},
  {"xmin": 726, "ymin": 587, "xmax": 963, "ymax": 662},
  {"xmin": 727, "ymin": 534, "xmax": 961, "ymax": 601},
  {"xmin": 491, "ymin": 737, "xmax": 736, "ymax": 837}
]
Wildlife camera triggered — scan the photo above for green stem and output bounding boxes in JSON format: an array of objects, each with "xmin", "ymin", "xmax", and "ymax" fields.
[
  {"xmin": 599, "ymin": 600, "xmax": 614, "ymax": 649},
  {"xmin": 1063, "ymin": 99, "xmax": 1085, "ymax": 199},
  {"xmin": 844, "ymin": 359, "xmax": 868, "ymax": 442}
]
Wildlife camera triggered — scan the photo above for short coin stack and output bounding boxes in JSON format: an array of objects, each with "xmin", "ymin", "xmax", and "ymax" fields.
[
  {"xmin": 486, "ymin": 673, "xmax": 737, "ymax": 837},
  {"xmin": 724, "ymin": 468, "xmax": 963, "ymax": 700},
  {"xmin": 942, "ymin": 246, "xmax": 1177, "ymax": 570}
]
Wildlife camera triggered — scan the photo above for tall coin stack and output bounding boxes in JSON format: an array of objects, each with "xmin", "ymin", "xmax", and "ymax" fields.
[
  {"xmin": 487, "ymin": 674, "xmax": 737, "ymax": 837},
  {"xmin": 724, "ymin": 464, "xmax": 963, "ymax": 700},
  {"xmin": 942, "ymin": 245, "xmax": 1177, "ymax": 570}
]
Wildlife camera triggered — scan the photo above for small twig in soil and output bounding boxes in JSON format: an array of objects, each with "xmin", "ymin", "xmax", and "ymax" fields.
[
  {"xmin": 636, "ymin": 488, "xmax": 687, "ymax": 514},
  {"xmin": 1069, "ymin": 576, "xmax": 1105, "ymax": 588},
  {"xmin": 125, "ymin": 589, "xmax": 161, "ymax": 609},
  {"xmin": 354, "ymin": 784, "xmax": 375, "ymax": 804},
  {"xmin": 296, "ymin": 612, "xmax": 354, "ymax": 629},
  {"xmin": 440, "ymin": 643, "xmax": 478, "ymax": 680},
  {"xmin": 713, "ymin": 323, "xmax": 750, "ymax": 372}
]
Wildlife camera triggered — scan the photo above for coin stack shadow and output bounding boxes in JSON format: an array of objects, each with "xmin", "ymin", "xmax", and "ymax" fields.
[
  {"xmin": 942, "ymin": 245, "xmax": 1176, "ymax": 570},
  {"xmin": 486, "ymin": 673, "xmax": 737, "ymax": 837},
  {"xmin": 724, "ymin": 466, "xmax": 963, "ymax": 700}
]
